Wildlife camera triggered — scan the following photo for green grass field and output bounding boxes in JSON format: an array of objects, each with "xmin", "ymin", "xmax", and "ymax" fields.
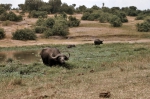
[{"xmin": 0, "ymin": 43, "xmax": 150, "ymax": 99}]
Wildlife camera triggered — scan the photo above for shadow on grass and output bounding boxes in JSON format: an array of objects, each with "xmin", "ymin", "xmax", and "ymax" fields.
[{"xmin": 46, "ymin": 62, "xmax": 75, "ymax": 70}]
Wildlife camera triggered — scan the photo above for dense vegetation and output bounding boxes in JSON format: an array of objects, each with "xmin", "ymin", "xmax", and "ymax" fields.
[
  {"xmin": 0, "ymin": 6, "xmax": 22, "ymax": 21},
  {"xmin": 0, "ymin": 28, "xmax": 5, "ymax": 39},
  {"xmin": 17, "ymin": 0, "xmax": 150, "ymax": 28},
  {"xmin": 12, "ymin": 28, "xmax": 37, "ymax": 40},
  {"xmin": 34, "ymin": 14, "xmax": 80, "ymax": 38}
]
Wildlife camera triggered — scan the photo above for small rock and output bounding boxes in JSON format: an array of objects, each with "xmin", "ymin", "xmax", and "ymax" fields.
[{"xmin": 99, "ymin": 91, "xmax": 111, "ymax": 98}]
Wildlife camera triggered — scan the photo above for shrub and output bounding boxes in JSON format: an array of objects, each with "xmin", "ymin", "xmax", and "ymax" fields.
[
  {"xmin": 35, "ymin": 15, "xmax": 70, "ymax": 38},
  {"xmin": 87, "ymin": 15, "xmax": 95, "ymax": 21},
  {"xmin": 52, "ymin": 18, "xmax": 69, "ymax": 36},
  {"xmin": 99, "ymin": 13, "xmax": 110, "ymax": 23},
  {"xmin": 90, "ymin": 12, "xmax": 100, "ymax": 20},
  {"xmin": 136, "ymin": 17, "xmax": 150, "ymax": 32},
  {"xmin": 43, "ymin": 18, "xmax": 55, "ymax": 28},
  {"xmin": 136, "ymin": 22, "xmax": 150, "ymax": 32},
  {"xmin": 81, "ymin": 12, "xmax": 90, "ymax": 20},
  {"xmin": 109, "ymin": 15, "xmax": 122, "ymax": 27},
  {"xmin": 0, "ymin": 7, "xmax": 6, "ymax": 15},
  {"xmin": 68, "ymin": 16, "xmax": 80, "ymax": 27},
  {"xmin": 145, "ymin": 17, "xmax": 150, "ymax": 23},
  {"xmin": 7, "ymin": 11, "xmax": 17, "ymax": 21},
  {"xmin": 28, "ymin": 10, "xmax": 47, "ymax": 18},
  {"xmin": 128, "ymin": 10, "xmax": 138, "ymax": 16},
  {"xmin": 0, "ymin": 12, "xmax": 8, "ymax": 21},
  {"xmin": 43, "ymin": 28, "xmax": 53, "ymax": 38},
  {"xmin": 52, "ymin": 22, "xmax": 69, "ymax": 36},
  {"xmin": 16, "ymin": 15, "xmax": 23, "ymax": 21},
  {"xmin": 60, "ymin": 12, "xmax": 67, "ymax": 19},
  {"xmin": 12, "ymin": 28, "xmax": 37, "ymax": 40},
  {"xmin": 36, "ymin": 17, "xmax": 45, "ymax": 26},
  {"xmin": 2, "ymin": 11, "xmax": 23, "ymax": 22},
  {"xmin": 0, "ymin": 28, "xmax": 5, "ymax": 39},
  {"xmin": 135, "ymin": 15, "xmax": 145, "ymax": 20},
  {"xmin": 117, "ymin": 12, "xmax": 128, "ymax": 23},
  {"xmin": 34, "ymin": 26, "xmax": 46, "ymax": 33}
]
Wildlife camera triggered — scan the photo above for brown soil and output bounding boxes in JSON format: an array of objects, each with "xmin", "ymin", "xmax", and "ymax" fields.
[{"xmin": 0, "ymin": 12, "xmax": 150, "ymax": 47}]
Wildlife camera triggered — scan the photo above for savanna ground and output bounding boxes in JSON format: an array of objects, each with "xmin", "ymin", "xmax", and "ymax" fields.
[{"xmin": 0, "ymin": 11, "xmax": 150, "ymax": 99}]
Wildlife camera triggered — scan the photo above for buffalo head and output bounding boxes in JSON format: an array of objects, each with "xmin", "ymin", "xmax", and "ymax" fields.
[{"xmin": 50, "ymin": 53, "xmax": 70, "ymax": 64}]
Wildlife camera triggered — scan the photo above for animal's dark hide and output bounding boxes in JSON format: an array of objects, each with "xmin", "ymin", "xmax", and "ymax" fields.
[
  {"xmin": 40, "ymin": 48, "xmax": 70, "ymax": 66},
  {"xmin": 94, "ymin": 39, "xmax": 103, "ymax": 45},
  {"xmin": 67, "ymin": 44, "xmax": 76, "ymax": 48}
]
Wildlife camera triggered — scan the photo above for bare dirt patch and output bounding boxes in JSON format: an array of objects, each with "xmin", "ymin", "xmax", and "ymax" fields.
[{"xmin": 0, "ymin": 13, "xmax": 150, "ymax": 47}]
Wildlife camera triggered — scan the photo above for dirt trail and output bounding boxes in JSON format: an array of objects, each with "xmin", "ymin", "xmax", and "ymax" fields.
[
  {"xmin": 0, "ymin": 38, "xmax": 150, "ymax": 47},
  {"xmin": 0, "ymin": 14, "xmax": 150, "ymax": 47}
]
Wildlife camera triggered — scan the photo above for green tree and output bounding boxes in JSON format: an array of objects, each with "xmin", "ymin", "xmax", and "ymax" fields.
[
  {"xmin": 60, "ymin": 3, "xmax": 74, "ymax": 14},
  {"xmin": 38, "ymin": 3, "xmax": 52, "ymax": 14},
  {"xmin": 48, "ymin": 0, "xmax": 62, "ymax": 13},
  {"xmin": 18, "ymin": 4, "xmax": 25, "ymax": 10},
  {"xmin": 0, "ymin": 4, "xmax": 12, "ymax": 10},
  {"xmin": 0, "ymin": 7, "xmax": 6, "ymax": 15},
  {"xmin": 25, "ymin": 0, "xmax": 43, "ymax": 11},
  {"xmin": 91, "ymin": 5, "xmax": 100, "ymax": 10},
  {"xmin": 78, "ymin": 5, "xmax": 87, "ymax": 13},
  {"xmin": 128, "ymin": 6, "xmax": 138, "ymax": 16}
]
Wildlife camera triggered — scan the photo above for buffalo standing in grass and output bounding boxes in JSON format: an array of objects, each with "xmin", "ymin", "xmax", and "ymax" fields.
[
  {"xmin": 40, "ymin": 47, "xmax": 70, "ymax": 66},
  {"xmin": 94, "ymin": 39, "xmax": 103, "ymax": 45}
]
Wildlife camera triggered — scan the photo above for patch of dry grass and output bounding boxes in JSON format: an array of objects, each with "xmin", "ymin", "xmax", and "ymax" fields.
[{"xmin": 0, "ymin": 43, "xmax": 150, "ymax": 99}]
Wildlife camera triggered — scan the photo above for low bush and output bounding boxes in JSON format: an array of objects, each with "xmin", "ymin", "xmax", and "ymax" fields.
[
  {"xmin": 36, "ymin": 17, "xmax": 45, "ymax": 26},
  {"xmin": 28, "ymin": 10, "xmax": 47, "ymax": 18},
  {"xmin": 43, "ymin": 28, "xmax": 53, "ymax": 38},
  {"xmin": 34, "ymin": 26, "xmax": 47, "ymax": 33},
  {"xmin": 117, "ymin": 12, "xmax": 128, "ymax": 23},
  {"xmin": 99, "ymin": 13, "xmax": 110, "ymax": 23},
  {"xmin": 136, "ymin": 17, "xmax": 150, "ymax": 32},
  {"xmin": 135, "ymin": 15, "xmax": 145, "ymax": 20},
  {"xmin": 81, "ymin": 12, "xmax": 100, "ymax": 21},
  {"xmin": 0, "ymin": 12, "xmax": 8, "ymax": 21},
  {"xmin": 109, "ymin": 15, "xmax": 122, "ymax": 27},
  {"xmin": 81, "ymin": 12, "xmax": 90, "ymax": 20},
  {"xmin": 136, "ymin": 22, "xmax": 150, "ymax": 32},
  {"xmin": 68, "ymin": 16, "xmax": 80, "ymax": 27},
  {"xmin": 12, "ymin": 28, "xmax": 37, "ymax": 40},
  {"xmin": 0, "ymin": 11, "xmax": 22, "ymax": 21},
  {"xmin": 52, "ymin": 21, "xmax": 69, "ymax": 36},
  {"xmin": 7, "ymin": 11, "xmax": 23, "ymax": 21},
  {"xmin": 0, "ymin": 28, "xmax": 5, "ymax": 39},
  {"xmin": 43, "ymin": 18, "xmax": 55, "ymax": 28}
]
